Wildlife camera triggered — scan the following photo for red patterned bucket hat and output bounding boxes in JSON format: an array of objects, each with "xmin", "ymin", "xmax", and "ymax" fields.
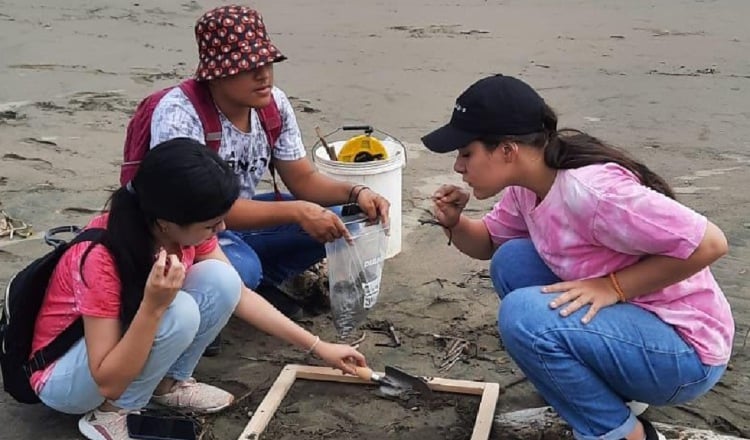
[{"xmin": 194, "ymin": 5, "xmax": 286, "ymax": 81}]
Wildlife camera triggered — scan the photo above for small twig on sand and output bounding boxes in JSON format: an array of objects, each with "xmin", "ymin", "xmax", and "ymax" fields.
[
  {"xmin": 239, "ymin": 354, "xmax": 307, "ymax": 364},
  {"xmin": 349, "ymin": 331, "xmax": 367, "ymax": 348},
  {"xmin": 435, "ymin": 335, "xmax": 474, "ymax": 372},
  {"xmin": 501, "ymin": 376, "xmax": 528, "ymax": 389},
  {"xmin": 374, "ymin": 322, "xmax": 401, "ymax": 347}
]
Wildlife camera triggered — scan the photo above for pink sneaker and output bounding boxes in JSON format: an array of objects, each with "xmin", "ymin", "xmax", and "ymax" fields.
[
  {"xmin": 151, "ymin": 378, "xmax": 234, "ymax": 413},
  {"xmin": 78, "ymin": 409, "xmax": 135, "ymax": 440}
]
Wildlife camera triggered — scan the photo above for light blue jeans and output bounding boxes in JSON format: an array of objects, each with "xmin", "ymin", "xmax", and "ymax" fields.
[
  {"xmin": 38, "ymin": 260, "xmax": 241, "ymax": 414},
  {"xmin": 491, "ymin": 239, "xmax": 727, "ymax": 440}
]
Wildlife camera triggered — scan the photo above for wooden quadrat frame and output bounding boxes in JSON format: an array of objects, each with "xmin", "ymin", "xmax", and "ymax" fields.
[{"xmin": 238, "ymin": 364, "xmax": 500, "ymax": 440}]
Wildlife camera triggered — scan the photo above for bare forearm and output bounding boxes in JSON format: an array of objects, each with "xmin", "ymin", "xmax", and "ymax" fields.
[
  {"xmin": 286, "ymin": 171, "xmax": 354, "ymax": 206},
  {"xmin": 616, "ymin": 222, "xmax": 728, "ymax": 299},
  {"xmin": 446, "ymin": 216, "xmax": 495, "ymax": 260},
  {"xmin": 91, "ymin": 307, "xmax": 163, "ymax": 398},
  {"xmin": 225, "ymin": 198, "xmax": 303, "ymax": 230},
  {"xmin": 234, "ymin": 287, "xmax": 317, "ymax": 351},
  {"xmin": 201, "ymin": 248, "xmax": 315, "ymax": 351}
]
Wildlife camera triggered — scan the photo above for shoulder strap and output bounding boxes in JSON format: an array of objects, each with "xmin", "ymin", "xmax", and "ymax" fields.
[
  {"xmin": 24, "ymin": 228, "xmax": 107, "ymax": 376},
  {"xmin": 179, "ymin": 79, "xmax": 222, "ymax": 152},
  {"xmin": 257, "ymin": 94, "xmax": 282, "ymax": 148},
  {"xmin": 257, "ymin": 95, "xmax": 283, "ymax": 201}
]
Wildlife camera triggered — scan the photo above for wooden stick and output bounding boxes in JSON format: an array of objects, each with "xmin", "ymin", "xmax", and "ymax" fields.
[
  {"xmin": 237, "ymin": 366, "xmax": 298, "ymax": 440},
  {"xmin": 315, "ymin": 126, "xmax": 337, "ymax": 161},
  {"xmin": 292, "ymin": 365, "xmax": 373, "ymax": 385},
  {"xmin": 292, "ymin": 365, "xmax": 491, "ymax": 395},
  {"xmin": 426, "ymin": 377, "xmax": 488, "ymax": 395},
  {"xmin": 471, "ymin": 383, "xmax": 500, "ymax": 440},
  {"xmin": 239, "ymin": 365, "xmax": 500, "ymax": 440}
]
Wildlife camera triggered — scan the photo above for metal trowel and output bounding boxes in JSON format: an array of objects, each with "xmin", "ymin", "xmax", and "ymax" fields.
[{"xmin": 353, "ymin": 366, "xmax": 434, "ymax": 399}]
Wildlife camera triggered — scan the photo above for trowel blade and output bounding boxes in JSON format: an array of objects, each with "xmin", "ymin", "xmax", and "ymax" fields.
[{"xmin": 384, "ymin": 366, "xmax": 433, "ymax": 399}]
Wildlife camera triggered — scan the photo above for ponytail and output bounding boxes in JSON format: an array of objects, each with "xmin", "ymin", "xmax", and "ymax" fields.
[
  {"xmin": 81, "ymin": 187, "xmax": 154, "ymax": 327},
  {"xmin": 480, "ymin": 104, "xmax": 676, "ymax": 199}
]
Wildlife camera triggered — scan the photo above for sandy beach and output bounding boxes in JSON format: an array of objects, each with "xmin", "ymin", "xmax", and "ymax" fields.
[{"xmin": 1, "ymin": 0, "xmax": 749, "ymax": 438}]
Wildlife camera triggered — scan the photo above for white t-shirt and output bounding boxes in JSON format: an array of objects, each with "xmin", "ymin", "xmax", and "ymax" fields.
[{"xmin": 150, "ymin": 86, "xmax": 305, "ymax": 199}]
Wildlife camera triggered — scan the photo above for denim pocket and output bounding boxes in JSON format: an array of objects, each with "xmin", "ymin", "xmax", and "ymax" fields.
[{"xmin": 667, "ymin": 364, "xmax": 726, "ymax": 405}]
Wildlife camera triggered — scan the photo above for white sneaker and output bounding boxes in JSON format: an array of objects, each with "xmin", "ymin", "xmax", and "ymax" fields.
[
  {"xmin": 78, "ymin": 409, "xmax": 135, "ymax": 440},
  {"xmin": 627, "ymin": 400, "xmax": 649, "ymax": 416},
  {"xmin": 151, "ymin": 378, "xmax": 234, "ymax": 414}
]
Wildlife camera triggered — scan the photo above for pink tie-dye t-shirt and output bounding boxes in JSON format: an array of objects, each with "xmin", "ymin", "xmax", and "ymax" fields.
[
  {"xmin": 29, "ymin": 214, "xmax": 218, "ymax": 393},
  {"xmin": 483, "ymin": 163, "xmax": 733, "ymax": 366}
]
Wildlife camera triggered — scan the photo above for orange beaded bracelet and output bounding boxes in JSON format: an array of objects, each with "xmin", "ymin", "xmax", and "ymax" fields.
[{"xmin": 609, "ymin": 272, "xmax": 627, "ymax": 303}]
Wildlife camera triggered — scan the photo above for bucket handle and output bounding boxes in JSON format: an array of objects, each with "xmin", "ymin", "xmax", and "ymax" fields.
[
  {"xmin": 311, "ymin": 125, "xmax": 408, "ymax": 166},
  {"xmin": 342, "ymin": 125, "xmax": 373, "ymax": 135}
]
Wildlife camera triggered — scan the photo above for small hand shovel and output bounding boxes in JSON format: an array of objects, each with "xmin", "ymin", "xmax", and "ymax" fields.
[{"xmin": 353, "ymin": 366, "xmax": 433, "ymax": 399}]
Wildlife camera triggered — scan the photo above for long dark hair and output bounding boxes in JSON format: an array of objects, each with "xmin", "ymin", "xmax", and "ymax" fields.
[
  {"xmin": 479, "ymin": 104, "xmax": 675, "ymax": 199},
  {"xmin": 82, "ymin": 138, "xmax": 239, "ymax": 327}
]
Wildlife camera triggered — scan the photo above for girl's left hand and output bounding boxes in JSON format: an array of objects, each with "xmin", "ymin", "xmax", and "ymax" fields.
[
  {"xmin": 542, "ymin": 277, "xmax": 620, "ymax": 324},
  {"xmin": 314, "ymin": 341, "xmax": 368, "ymax": 375}
]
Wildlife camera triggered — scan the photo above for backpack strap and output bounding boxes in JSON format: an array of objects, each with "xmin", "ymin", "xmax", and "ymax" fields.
[
  {"xmin": 257, "ymin": 95, "xmax": 284, "ymax": 201},
  {"xmin": 178, "ymin": 79, "xmax": 222, "ymax": 152},
  {"xmin": 181, "ymin": 80, "xmax": 283, "ymax": 201},
  {"xmin": 23, "ymin": 228, "xmax": 106, "ymax": 377},
  {"xmin": 23, "ymin": 319, "xmax": 83, "ymax": 376}
]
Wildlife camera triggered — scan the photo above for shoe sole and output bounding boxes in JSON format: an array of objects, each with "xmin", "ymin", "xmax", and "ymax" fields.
[
  {"xmin": 150, "ymin": 396, "xmax": 234, "ymax": 414},
  {"xmin": 78, "ymin": 418, "xmax": 111, "ymax": 440}
]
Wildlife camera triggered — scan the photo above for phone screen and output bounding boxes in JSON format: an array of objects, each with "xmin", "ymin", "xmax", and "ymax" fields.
[
  {"xmin": 341, "ymin": 203, "xmax": 363, "ymax": 217},
  {"xmin": 126, "ymin": 413, "xmax": 197, "ymax": 440}
]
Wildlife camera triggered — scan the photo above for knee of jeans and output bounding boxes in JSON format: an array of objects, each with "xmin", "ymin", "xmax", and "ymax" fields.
[
  {"xmin": 489, "ymin": 249, "xmax": 507, "ymax": 299},
  {"xmin": 490, "ymin": 239, "xmax": 537, "ymax": 299},
  {"xmin": 219, "ymin": 236, "xmax": 262, "ymax": 288},
  {"xmin": 158, "ymin": 292, "xmax": 201, "ymax": 346},
  {"xmin": 195, "ymin": 259, "xmax": 243, "ymax": 312},
  {"xmin": 498, "ymin": 287, "xmax": 549, "ymax": 349}
]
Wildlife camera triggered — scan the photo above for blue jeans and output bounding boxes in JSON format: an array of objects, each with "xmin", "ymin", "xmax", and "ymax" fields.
[
  {"xmin": 491, "ymin": 239, "xmax": 727, "ymax": 440},
  {"xmin": 218, "ymin": 192, "xmax": 340, "ymax": 289},
  {"xmin": 38, "ymin": 260, "xmax": 241, "ymax": 413}
]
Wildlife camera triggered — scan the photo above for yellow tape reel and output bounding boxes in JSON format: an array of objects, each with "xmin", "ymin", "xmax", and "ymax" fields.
[{"xmin": 337, "ymin": 135, "xmax": 389, "ymax": 163}]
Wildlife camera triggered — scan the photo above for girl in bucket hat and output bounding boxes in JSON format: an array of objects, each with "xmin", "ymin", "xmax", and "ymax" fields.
[
  {"xmin": 422, "ymin": 74, "xmax": 733, "ymax": 440},
  {"xmin": 147, "ymin": 5, "xmax": 390, "ymax": 351}
]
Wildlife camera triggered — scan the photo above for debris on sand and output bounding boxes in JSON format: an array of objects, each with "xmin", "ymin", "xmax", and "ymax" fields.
[{"xmin": 0, "ymin": 210, "xmax": 33, "ymax": 241}]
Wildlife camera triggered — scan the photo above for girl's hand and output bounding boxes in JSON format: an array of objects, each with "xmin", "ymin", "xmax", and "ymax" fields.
[
  {"xmin": 432, "ymin": 184, "xmax": 470, "ymax": 228},
  {"xmin": 142, "ymin": 249, "xmax": 185, "ymax": 313},
  {"xmin": 542, "ymin": 276, "xmax": 620, "ymax": 324},
  {"xmin": 314, "ymin": 341, "xmax": 367, "ymax": 375}
]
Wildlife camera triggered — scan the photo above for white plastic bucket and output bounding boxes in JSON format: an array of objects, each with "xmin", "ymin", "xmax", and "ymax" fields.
[{"xmin": 313, "ymin": 138, "xmax": 406, "ymax": 259}]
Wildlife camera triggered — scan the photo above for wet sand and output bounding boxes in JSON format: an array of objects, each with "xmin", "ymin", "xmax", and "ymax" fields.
[{"xmin": 1, "ymin": 1, "xmax": 749, "ymax": 438}]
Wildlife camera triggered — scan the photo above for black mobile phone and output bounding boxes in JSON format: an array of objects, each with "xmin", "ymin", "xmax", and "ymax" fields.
[
  {"xmin": 126, "ymin": 413, "xmax": 197, "ymax": 440},
  {"xmin": 341, "ymin": 203, "xmax": 363, "ymax": 217}
]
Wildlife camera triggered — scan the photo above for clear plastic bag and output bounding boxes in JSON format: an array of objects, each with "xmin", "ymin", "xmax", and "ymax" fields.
[{"xmin": 325, "ymin": 214, "xmax": 387, "ymax": 339}]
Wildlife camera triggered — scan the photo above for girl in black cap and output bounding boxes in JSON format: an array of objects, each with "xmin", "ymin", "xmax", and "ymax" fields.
[{"xmin": 422, "ymin": 74, "xmax": 732, "ymax": 440}]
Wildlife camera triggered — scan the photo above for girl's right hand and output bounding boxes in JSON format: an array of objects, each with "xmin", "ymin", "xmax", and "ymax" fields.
[
  {"xmin": 143, "ymin": 249, "xmax": 185, "ymax": 313},
  {"xmin": 314, "ymin": 341, "xmax": 367, "ymax": 376},
  {"xmin": 432, "ymin": 184, "xmax": 471, "ymax": 228}
]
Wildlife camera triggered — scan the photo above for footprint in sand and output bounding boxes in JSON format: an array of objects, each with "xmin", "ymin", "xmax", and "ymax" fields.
[{"xmin": 388, "ymin": 25, "xmax": 490, "ymax": 38}]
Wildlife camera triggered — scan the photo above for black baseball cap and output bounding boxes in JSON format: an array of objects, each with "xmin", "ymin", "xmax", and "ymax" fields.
[{"xmin": 421, "ymin": 74, "xmax": 546, "ymax": 153}]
